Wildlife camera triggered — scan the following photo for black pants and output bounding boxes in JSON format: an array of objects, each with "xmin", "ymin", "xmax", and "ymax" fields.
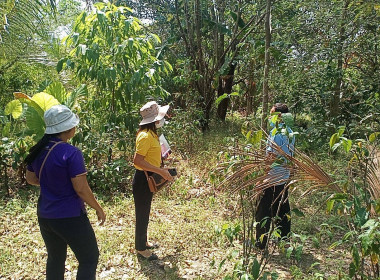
[
  {"xmin": 132, "ymin": 169, "xmax": 154, "ymax": 251},
  {"xmin": 38, "ymin": 213, "xmax": 99, "ymax": 280},
  {"xmin": 255, "ymin": 183, "xmax": 291, "ymax": 248}
]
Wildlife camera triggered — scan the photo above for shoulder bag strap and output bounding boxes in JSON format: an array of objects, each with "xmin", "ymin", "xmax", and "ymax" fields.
[
  {"xmin": 143, "ymin": 170, "xmax": 150, "ymax": 181},
  {"xmin": 38, "ymin": 141, "xmax": 64, "ymax": 179}
]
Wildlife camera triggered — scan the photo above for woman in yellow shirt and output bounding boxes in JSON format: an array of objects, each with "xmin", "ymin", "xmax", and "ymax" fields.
[{"xmin": 133, "ymin": 101, "xmax": 173, "ymax": 260}]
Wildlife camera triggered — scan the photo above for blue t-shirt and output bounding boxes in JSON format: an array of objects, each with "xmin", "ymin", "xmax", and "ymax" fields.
[
  {"xmin": 267, "ymin": 124, "xmax": 295, "ymax": 183},
  {"xmin": 27, "ymin": 138, "xmax": 87, "ymax": 219}
]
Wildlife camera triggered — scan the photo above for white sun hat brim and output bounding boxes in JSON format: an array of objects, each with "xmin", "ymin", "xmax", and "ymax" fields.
[
  {"xmin": 139, "ymin": 104, "xmax": 169, "ymax": 125},
  {"xmin": 44, "ymin": 105, "xmax": 80, "ymax": 134}
]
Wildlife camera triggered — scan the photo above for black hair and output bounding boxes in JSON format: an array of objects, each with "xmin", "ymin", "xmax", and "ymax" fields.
[
  {"xmin": 273, "ymin": 103, "xmax": 289, "ymax": 113},
  {"xmin": 24, "ymin": 133, "xmax": 59, "ymax": 164},
  {"xmin": 137, "ymin": 122, "xmax": 157, "ymax": 136}
]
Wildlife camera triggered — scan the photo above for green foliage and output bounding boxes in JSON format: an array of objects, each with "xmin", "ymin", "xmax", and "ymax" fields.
[
  {"xmin": 163, "ymin": 107, "xmax": 202, "ymax": 158},
  {"xmin": 0, "ymin": 137, "xmax": 12, "ymax": 195},
  {"xmin": 4, "ymin": 100, "xmax": 22, "ymax": 118},
  {"xmin": 216, "ymin": 92, "xmax": 240, "ymax": 107},
  {"xmin": 327, "ymin": 127, "xmax": 380, "ymax": 278},
  {"xmin": 87, "ymin": 158, "xmax": 133, "ymax": 193},
  {"xmin": 0, "ymin": 137, "xmax": 29, "ymax": 194},
  {"xmin": 215, "ymin": 223, "xmax": 241, "ymax": 245},
  {"xmin": 281, "ymin": 233, "xmax": 308, "ymax": 263},
  {"xmin": 221, "ymin": 255, "xmax": 279, "ymax": 280},
  {"xmin": 4, "ymin": 81, "xmax": 86, "ymax": 138},
  {"xmin": 59, "ymin": 2, "xmax": 172, "ymax": 129}
]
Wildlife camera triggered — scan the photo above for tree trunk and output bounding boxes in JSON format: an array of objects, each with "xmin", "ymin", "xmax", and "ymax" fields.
[
  {"xmin": 260, "ymin": 0, "xmax": 271, "ymax": 132},
  {"xmin": 217, "ymin": 63, "xmax": 236, "ymax": 120},
  {"xmin": 329, "ymin": 0, "xmax": 349, "ymax": 121},
  {"xmin": 246, "ymin": 80, "xmax": 257, "ymax": 116}
]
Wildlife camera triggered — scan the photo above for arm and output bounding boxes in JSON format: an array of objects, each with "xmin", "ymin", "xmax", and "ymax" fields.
[
  {"xmin": 26, "ymin": 170, "xmax": 39, "ymax": 186},
  {"xmin": 133, "ymin": 153, "xmax": 173, "ymax": 181},
  {"xmin": 71, "ymin": 175, "xmax": 106, "ymax": 225}
]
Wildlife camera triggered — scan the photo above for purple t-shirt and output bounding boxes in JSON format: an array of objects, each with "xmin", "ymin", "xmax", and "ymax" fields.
[{"xmin": 27, "ymin": 138, "xmax": 87, "ymax": 219}]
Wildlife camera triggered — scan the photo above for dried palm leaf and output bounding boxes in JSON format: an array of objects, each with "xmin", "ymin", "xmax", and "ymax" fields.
[
  {"xmin": 219, "ymin": 136, "xmax": 341, "ymax": 200},
  {"xmin": 365, "ymin": 148, "xmax": 380, "ymax": 202}
]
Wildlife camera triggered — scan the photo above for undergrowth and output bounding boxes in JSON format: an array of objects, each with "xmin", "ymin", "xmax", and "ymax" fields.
[{"xmin": 0, "ymin": 113, "xmax": 356, "ymax": 279}]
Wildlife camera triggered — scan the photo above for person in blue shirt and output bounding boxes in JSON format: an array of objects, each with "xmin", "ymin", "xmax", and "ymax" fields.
[
  {"xmin": 25, "ymin": 105, "xmax": 106, "ymax": 279},
  {"xmin": 255, "ymin": 103, "xmax": 295, "ymax": 249}
]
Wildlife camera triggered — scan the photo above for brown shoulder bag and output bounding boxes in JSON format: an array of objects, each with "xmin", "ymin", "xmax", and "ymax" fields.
[{"xmin": 144, "ymin": 171, "xmax": 169, "ymax": 193}]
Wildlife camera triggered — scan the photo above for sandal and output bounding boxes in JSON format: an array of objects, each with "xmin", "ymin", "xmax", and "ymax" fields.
[
  {"xmin": 146, "ymin": 242, "xmax": 159, "ymax": 249},
  {"xmin": 137, "ymin": 250, "xmax": 158, "ymax": 261}
]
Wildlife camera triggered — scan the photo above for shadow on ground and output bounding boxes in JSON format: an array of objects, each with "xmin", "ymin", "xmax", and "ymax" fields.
[{"xmin": 138, "ymin": 254, "xmax": 186, "ymax": 280}]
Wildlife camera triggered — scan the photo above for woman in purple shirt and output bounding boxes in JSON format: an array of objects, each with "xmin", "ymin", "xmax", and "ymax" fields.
[{"xmin": 25, "ymin": 105, "xmax": 106, "ymax": 280}]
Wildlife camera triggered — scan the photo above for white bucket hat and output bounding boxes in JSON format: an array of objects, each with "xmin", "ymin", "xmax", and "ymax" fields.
[
  {"xmin": 139, "ymin": 101, "xmax": 169, "ymax": 125},
  {"xmin": 44, "ymin": 105, "xmax": 79, "ymax": 134}
]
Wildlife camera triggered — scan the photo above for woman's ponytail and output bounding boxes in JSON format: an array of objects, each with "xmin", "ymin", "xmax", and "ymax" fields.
[{"xmin": 24, "ymin": 134, "xmax": 58, "ymax": 165}]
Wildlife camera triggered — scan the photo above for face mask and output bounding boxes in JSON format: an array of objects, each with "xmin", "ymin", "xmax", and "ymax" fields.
[{"xmin": 155, "ymin": 118, "xmax": 165, "ymax": 129}]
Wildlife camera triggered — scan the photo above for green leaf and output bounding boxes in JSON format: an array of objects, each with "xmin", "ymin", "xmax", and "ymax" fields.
[
  {"xmin": 342, "ymin": 139, "xmax": 352, "ymax": 153},
  {"xmin": 246, "ymin": 130, "xmax": 252, "ymax": 141},
  {"xmin": 286, "ymin": 246, "xmax": 294, "ymax": 258},
  {"xmin": 291, "ymin": 208, "xmax": 305, "ymax": 217},
  {"xmin": 76, "ymin": 44, "xmax": 87, "ymax": 56},
  {"xmin": 150, "ymin": 33, "xmax": 161, "ymax": 44},
  {"xmin": 250, "ymin": 258, "xmax": 260, "ymax": 279},
  {"xmin": 253, "ymin": 130, "xmax": 263, "ymax": 144},
  {"xmin": 4, "ymin": 100, "xmax": 22, "ymax": 119},
  {"xmin": 270, "ymin": 114, "xmax": 279, "ymax": 127},
  {"xmin": 352, "ymin": 245, "xmax": 360, "ymax": 268},
  {"xmin": 31, "ymin": 92, "xmax": 60, "ymax": 112},
  {"xmin": 329, "ymin": 241, "xmax": 342, "ymax": 250},
  {"xmin": 349, "ymin": 262, "xmax": 356, "ymax": 277},
  {"xmin": 215, "ymin": 93, "xmax": 228, "ymax": 106},
  {"xmin": 271, "ymin": 272, "xmax": 279, "ymax": 280},
  {"xmin": 369, "ymin": 132, "xmax": 380, "ymax": 143},
  {"xmin": 128, "ymin": 38, "xmax": 134, "ymax": 49},
  {"xmin": 65, "ymin": 84, "xmax": 87, "ymax": 108},
  {"xmin": 247, "ymin": 130, "xmax": 262, "ymax": 145},
  {"xmin": 56, "ymin": 58, "xmax": 67, "ymax": 73},
  {"xmin": 25, "ymin": 107, "xmax": 45, "ymax": 137},
  {"xmin": 241, "ymin": 274, "xmax": 250, "ymax": 280},
  {"xmin": 331, "ymin": 143, "xmax": 341, "ymax": 152},
  {"xmin": 229, "ymin": 11, "xmax": 246, "ymax": 28},
  {"xmin": 45, "ymin": 82, "xmax": 67, "ymax": 104},
  {"xmin": 329, "ymin": 133, "xmax": 339, "ymax": 149},
  {"xmin": 281, "ymin": 113, "xmax": 294, "ymax": 127},
  {"xmin": 326, "ymin": 199, "xmax": 335, "ymax": 213},
  {"xmin": 219, "ymin": 57, "xmax": 231, "ymax": 75},
  {"xmin": 218, "ymin": 258, "xmax": 226, "ymax": 273},
  {"xmin": 14, "ymin": 92, "xmax": 44, "ymax": 118},
  {"xmin": 337, "ymin": 126, "xmax": 346, "ymax": 137},
  {"xmin": 72, "ymin": 33, "xmax": 80, "ymax": 45},
  {"xmin": 106, "ymin": 67, "xmax": 117, "ymax": 81}
]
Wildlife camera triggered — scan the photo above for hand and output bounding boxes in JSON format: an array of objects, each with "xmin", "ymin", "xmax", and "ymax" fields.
[
  {"xmin": 160, "ymin": 168, "xmax": 174, "ymax": 181},
  {"xmin": 96, "ymin": 208, "xmax": 106, "ymax": 226}
]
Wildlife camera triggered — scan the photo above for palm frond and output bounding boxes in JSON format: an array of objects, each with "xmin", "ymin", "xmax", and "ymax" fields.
[
  {"xmin": 218, "ymin": 136, "xmax": 341, "ymax": 200},
  {"xmin": 365, "ymin": 148, "xmax": 380, "ymax": 202}
]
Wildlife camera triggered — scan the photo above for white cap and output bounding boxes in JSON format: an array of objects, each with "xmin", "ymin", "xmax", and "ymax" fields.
[{"xmin": 44, "ymin": 105, "xmax": 79, "ymax": 134}]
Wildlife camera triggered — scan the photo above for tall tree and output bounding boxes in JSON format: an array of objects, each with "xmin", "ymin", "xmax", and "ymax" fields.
[
  {"xmin": 172, "ymin": 0, "xmax": 266, "ymax": 129},
  {"xmin": 329, "ymin": 0, "xmax": 350, "ymax": 122},
  {"xmin": 260, "ymin": 0, "xmax": 271, "ymax": 131},
  {"xmin": 116, "ymin": 0, "xmax": 267, "ymax": 129}
]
